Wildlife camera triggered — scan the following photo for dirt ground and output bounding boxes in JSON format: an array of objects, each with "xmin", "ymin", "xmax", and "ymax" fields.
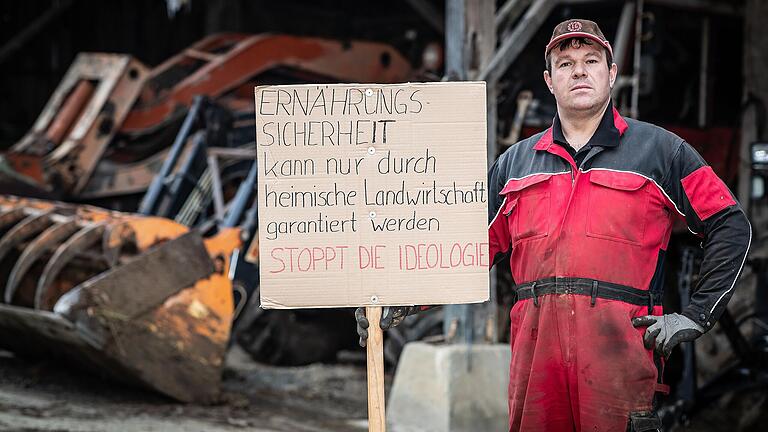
[
  {"xmin": 0, "ymin": 347, "xmax": 383, "ymax": 432},
  {"xmin": 2, "ymin": 341, "xmax": 767, "ymax": 432}
]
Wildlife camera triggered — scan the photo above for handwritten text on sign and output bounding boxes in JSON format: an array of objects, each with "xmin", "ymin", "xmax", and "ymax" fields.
[{"xmin": 256, "ymin": 82, "xmax": 489, "ymax": 308}]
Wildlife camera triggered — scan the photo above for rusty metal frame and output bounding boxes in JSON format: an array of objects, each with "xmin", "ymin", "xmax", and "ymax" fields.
[
  {"xmin": 9, "ymin": 53, "xmax": 149, "ymax": 194},
  {"xmin": 121, "ymin": 34, "xmax": 413, "ymax": 134},
  {"xmin": 7, "ymin": 34, "xmax": 414, "ymax": 201},
  {"xmin": 79, "ymin": 144, "xmax": 196, "ymax": 199}
]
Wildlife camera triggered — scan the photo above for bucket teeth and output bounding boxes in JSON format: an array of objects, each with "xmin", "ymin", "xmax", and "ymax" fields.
[
  {"xmin": 35, "ymin": 223, "xmax": 107, "ymax": 310},
  {"xmin": 5, "ymin": 219, "xmax": 80, "ymax": 306},
  {"xmin": 0, "ymin": 196, "xmax": 239, "ymax": 403},
  {"xmin": 0, "ymin": 207, "xmax": 26, "ymax": 230},
  {"xmin": 0, "ymin": 211, "xmax": 54, "ymax": 263}
]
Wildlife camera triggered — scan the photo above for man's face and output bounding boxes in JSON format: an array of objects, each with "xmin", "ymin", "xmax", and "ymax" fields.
[{"xmin": 543, "ymin": 40, "xmax": 617, "ymax": 115}]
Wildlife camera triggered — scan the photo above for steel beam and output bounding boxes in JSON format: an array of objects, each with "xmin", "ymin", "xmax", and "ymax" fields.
[
  {"xmin": 444, "ymin": 0, "xmax": 497, "ymax": 344},
  {"xmin": 478, "ymin": 0, "xmax": 556, "ymax": 84},
  {"xmin": 612, "ymin": 2, "xmax": 636, "ymax": 73},
  {"xmin": 495, "ymin": 0, "xmax": 533, "ymax": 32}
]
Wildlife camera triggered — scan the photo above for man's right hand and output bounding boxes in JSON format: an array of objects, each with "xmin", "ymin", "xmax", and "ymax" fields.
[{"xmin": 355, "ymin": 306, "xmax": 417, "ymax": 347}]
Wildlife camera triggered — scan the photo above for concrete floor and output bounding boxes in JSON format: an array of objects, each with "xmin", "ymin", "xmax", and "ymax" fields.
[
  {"xmin": 0, "ymin": 347, "xmax": 381, "ymax": 432},
  {"xmin": 1, "ymin": 341, "xmax": 767, "ymax": 432}
]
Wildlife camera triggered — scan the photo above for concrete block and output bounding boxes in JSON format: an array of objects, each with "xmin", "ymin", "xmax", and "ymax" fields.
[{"xmin": 387, "ymin": 342, "xmax": 510, "ymax": 432}]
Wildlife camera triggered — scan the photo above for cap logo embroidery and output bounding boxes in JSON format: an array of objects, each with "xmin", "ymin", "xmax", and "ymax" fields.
[{"xmin": 567, "ymin": 21, "xmax": 582, "ymax": 31}]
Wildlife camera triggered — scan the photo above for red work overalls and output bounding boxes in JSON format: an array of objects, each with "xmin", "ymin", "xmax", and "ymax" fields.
[{"xmin": 488, "ymin": 107, "xmax": 747, "ymax": 431}]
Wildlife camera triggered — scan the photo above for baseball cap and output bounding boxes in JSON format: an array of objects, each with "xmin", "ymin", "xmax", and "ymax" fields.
[{"xmin": 545, "ymin": 19, "xmax": 613, "ymax": 60}]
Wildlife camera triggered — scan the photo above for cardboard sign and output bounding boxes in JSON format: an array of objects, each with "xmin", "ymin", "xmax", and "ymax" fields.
[{"xmin": 255, "ymin": 82, "xmax": 489, "ymax": 308}]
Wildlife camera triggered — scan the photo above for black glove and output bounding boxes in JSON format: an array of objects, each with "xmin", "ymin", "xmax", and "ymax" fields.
[
  {"xmin": 355, "ymin": 306, "xmax": 418, "ymax": 347},
  {"xmin": 632, "ymin": 313, "xmax": 705, "ymax": 358}
]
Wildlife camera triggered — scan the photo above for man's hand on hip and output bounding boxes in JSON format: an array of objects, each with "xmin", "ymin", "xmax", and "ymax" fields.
[
  {"xmin": 355, "ymin": 306, "xmax": 415, "ymax": 347},
  {"xmin": 632, "ymin": 313, "xmax": 705, "ymax": 357}
]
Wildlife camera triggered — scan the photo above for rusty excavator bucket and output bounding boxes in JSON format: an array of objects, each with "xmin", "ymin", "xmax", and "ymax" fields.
[{"xmin": 0, "ymin": 195, "xmax": 240, "ymax": 403}]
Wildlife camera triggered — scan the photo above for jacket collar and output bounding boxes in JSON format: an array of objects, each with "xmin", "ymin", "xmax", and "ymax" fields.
[{"xmin": 534, "ymin": 103, "xmax": 628, "ymax": 151}]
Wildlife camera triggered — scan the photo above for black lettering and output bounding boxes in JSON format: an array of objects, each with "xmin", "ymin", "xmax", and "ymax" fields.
[
  {"xmin": 378, "ymin": 120, "xmax": 395, "ymax": 144},
  {"xmin": 409, "ymin": 90, "xmax": 423, "ymax": 113},
  {"xmin": 309, "ymin": 89, "xmax": 328, "ymax": 116},
  {"xmin": 348, "ymin": 88, "xmax": 364, "ymax": 115},
  {"xmin": 294, "ymin": 89, "xmax": 309, "ymax": 115},
  {"xmin": 378, "ymin": 88, "xmax": 393, "ymax": 114},
  {"xmin": 370, "ymin": 211, "xmax": 440, "ymax": 232},
  {"xmin": 330, "ymin": 88, "xmax": 348, "ymax": 116},
  {"xmin": 260, "ymin": 122, "xmax": 275, "ymax": 146},
  {"xmin": 321, "ymin": 121, "xmax": 335, "ymax": 145},
  {"xmin": 394, "ymin": 89, "xmax": 407, "ymax": 114},
  {"xmin": 307, "ymin": 121, "xmax": 320, "ymax": 146},
  {"xmin": 259, "ymin": 90, "xmax": 277, "ymax": 115},
  {"xmin": 293, "ymin": 121, "xmax": 307, "ymax": 146},
  {"xmin": 356, "ymin": 120, "xmax": 371, "ymax": 145},
  {"xmin": 365, "ymin": 89, "xmax": 377, "ymax": 115},
  {"xmin": 337, "ymin": 120, "xmax": 353, "ymax": 145},
  {"xmin": 276, "ymin": 89, "xmax": 292, "ymax": 115}
]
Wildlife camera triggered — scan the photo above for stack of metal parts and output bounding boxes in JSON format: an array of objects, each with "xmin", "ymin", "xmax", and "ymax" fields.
[{"xmin": 0, "ymin": 33, "xmax": 415, "ymax": 401}]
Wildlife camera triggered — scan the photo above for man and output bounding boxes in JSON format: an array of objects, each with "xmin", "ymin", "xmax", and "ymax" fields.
[{"xmin": 357, "ymin": 19, "xmax": 751, "ymax": 431}]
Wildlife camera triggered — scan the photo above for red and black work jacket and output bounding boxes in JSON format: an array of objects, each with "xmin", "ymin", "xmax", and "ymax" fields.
[{"xmin": 488, "ymin": 103, "xmax": 751, "ymax": 330}]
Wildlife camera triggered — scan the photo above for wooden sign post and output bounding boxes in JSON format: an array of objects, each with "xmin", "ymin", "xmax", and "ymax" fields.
[
  {"xmin": 254, "ymin": 82, "xmax": 489, "ymax": 431},
  {"xmin": 366, "ymin": 306, "xmax": 386, "ymax": 431}
]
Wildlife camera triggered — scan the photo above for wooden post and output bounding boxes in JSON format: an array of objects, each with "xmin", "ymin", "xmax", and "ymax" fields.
[{"xmin": 366, "ymin": 306, "xmax": 386, "ymax": 431}]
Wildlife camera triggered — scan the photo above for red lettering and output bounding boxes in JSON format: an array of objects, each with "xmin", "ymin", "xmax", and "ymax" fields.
[
  {"xmin": 312, "ymin": 247, "xmax": 324, "ymax": 270},
  {"xmin": 374, "ymin": 245, "xmax": 385, "ymax": 269},
  {"xmin": 359, "ymin": 245, "xmax": 386, "ymax": 270},
  {"xmin": 324, "ymin": 247, "xmax": 336, "ymax": 270},
  {"xmin": 405, "ymin": 244, "xmax": 417, "ymax": 270},
  {"xmin": 417, "ymin": 244, "xmax": 428, "ymax": 270},
  {"xmin": 439, "ymin": 242, "xmax": 451, "ymax": 269},
  {"xmin": 338, "ymin": 245, "xmax": 348, "ymax": 269},
  {"xmin": 297, "ymin": 248, "xmax": 312, "ymax": 271},
  {"xmin": 450, "ymin": 244, "xmax": 462, "ymax": 267},
  {"xmin": 389, "ymin": 242, "xmax": 491, "ymax": 270},
  {"xmin": 460, "ymin": 243, "xmax": 470, "ymax": 266},
  {"xmin": 270, "ymin": 248, "xmax": 286, "ymax": 273},
  {"xmin": 426, "ymin": 244, "xmax": 439, "ymax": 269},
  {"xmin": 267, "ymin": 245, "xmax": 351, "ymax": 273},
  {"xmin": 479, "ymin": 242, "xmax": 489, "ymax": 267},
  {"xmin": 286, "ymin": 247, "xmax": 298, "ymax": 272},
  {"xmin": 359, "ymin": 246, "xmax": 371, "ymax": 269}
]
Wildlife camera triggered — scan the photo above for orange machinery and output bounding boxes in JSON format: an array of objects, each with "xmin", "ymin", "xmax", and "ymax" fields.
[
  {"xmin": 0, "ymin": 34, "xmax": 416, "ymax": 402},
  {"xmin": 2, "ymin": 33, "xmax": 413, "ymax": 200}
]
